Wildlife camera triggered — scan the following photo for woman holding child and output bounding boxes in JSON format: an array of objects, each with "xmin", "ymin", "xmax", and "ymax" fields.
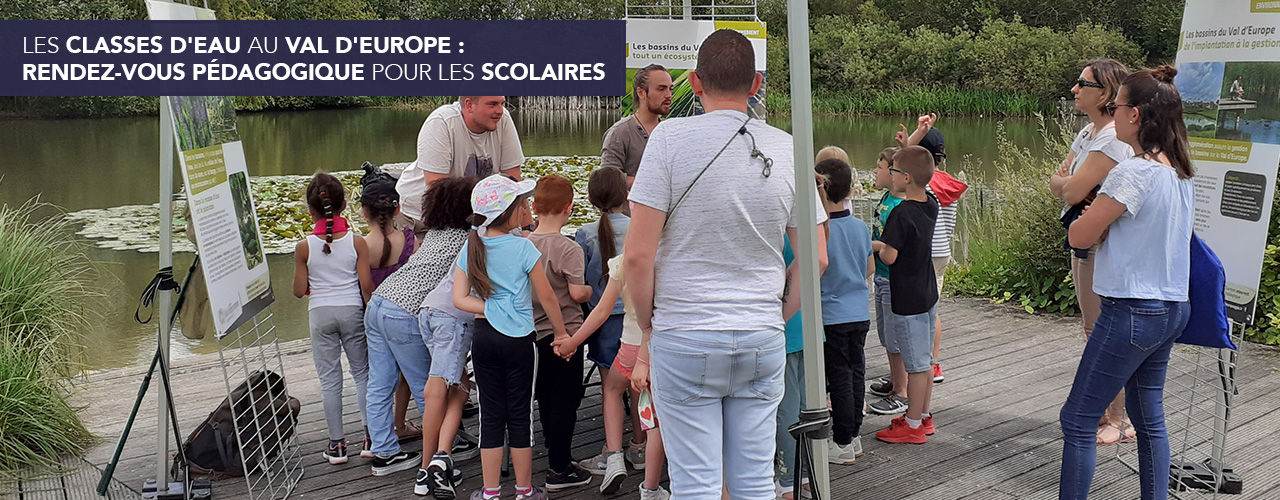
[
  {"xmin": 1049, "ymin": 59, "xmax": 1137, "ymax": 446},
  {"xmin": 1058, "ymin": 65, "xmax": 1196, "ymax": 500}
]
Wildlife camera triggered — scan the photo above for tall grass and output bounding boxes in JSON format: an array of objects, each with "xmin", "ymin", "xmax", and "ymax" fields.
[
  {"xmin": 946, "ymin": 116, "xmax": 1080, "ymax": 314},
  {"xmin": 770, "ymin": 87, "xmax": 1049, "ymax": 117},
  {"xmin": 0, "ymin": 199, "xmax": 95, "ymax": 478}
]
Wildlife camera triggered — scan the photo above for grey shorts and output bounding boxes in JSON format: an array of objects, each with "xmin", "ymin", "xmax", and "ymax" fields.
[
  {"xmin": 887, "ymin": 304, "xmax": 937, "ymax": 374},
  {"xmin": 420, "ymin": 308, "xmax": 474, "ymax": 386},
  {"xmin": 873, "ymin": 275, "xmax": 899, "ymax": 354}
]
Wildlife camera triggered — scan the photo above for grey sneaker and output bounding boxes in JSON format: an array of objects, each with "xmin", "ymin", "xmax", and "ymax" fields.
[
  {"xmin": 515, "ymin": 486, "xmax": 549, "ymax": 500},
  {"xmin": 600, "ymin": 452, "xmax": 627, "ymax": 494},
  {"xmin": 827, "ymin": 441, "xmax": 855, "ymax": 465},
  {"xmin": 868, "ymin": 394, "xmax": 909, "ymax": 415},
  {"xmin": 580, "ymin": 448, "xmax": 608, "ymax": 475},
  {"xmin": 639, "ymin": 484, "xmax": 671, "ymax": 500},
  {"xmin": 626, "ymin": 440, "xmax": 647, "ymax": 470}
]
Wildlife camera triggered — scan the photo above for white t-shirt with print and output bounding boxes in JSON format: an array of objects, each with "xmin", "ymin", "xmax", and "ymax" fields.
[
  {"xmin": 1061, "ymin": 122, "xmax": 1134, "ymax": 216},
  {"xmin": 629, "ymin": 109, "xmax": 827, "ymax": 335},
  {"xmin": 396, "ymin": 102, "xmax": 525, "ymax": 221}
]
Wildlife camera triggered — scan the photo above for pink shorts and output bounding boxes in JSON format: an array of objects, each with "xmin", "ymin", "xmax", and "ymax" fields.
[{"xmin": 613, "ymin": 343, "xmax": 639, "ymax": 380}]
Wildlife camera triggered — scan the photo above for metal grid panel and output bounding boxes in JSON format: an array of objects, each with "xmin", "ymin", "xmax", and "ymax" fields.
[
  {"xmin": 625, "ymin": 0, "xmax": 758, "ymax": 20},
  {"xmin": 215, "ymin": 309, "xmax": 304, "ymax": 500},
  {"xmin": 1115, "ymin": 324, "xmax": 1244, "ymax": 499}
]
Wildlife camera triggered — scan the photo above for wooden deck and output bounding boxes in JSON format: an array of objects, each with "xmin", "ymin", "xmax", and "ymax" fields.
[{"xmin": 29, "ymin": 298, "xmax": 1280, "ymax": 499}]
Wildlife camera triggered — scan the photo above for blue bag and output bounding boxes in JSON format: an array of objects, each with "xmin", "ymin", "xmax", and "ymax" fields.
[{"xmin": 1179, "ymin": 233, "xmax": 1236, "ymax": 350}]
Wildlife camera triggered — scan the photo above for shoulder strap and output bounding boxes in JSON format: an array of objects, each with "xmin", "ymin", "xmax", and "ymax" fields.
[{"xmin": 666, "ymin": 115, "xmax": 753, "ymax": 226}]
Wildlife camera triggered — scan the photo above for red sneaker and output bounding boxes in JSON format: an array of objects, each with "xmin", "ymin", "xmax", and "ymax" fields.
[
  {"xmin": 922, "ymin": 416, "xmax": 936, "ymax": 436},
  {"xmin": 932, "ymin": 364, "xmax": 944, "ymax": 383},
  {"xmin": 876, "ymin": 417, "xmax": 927, "ymax": 444}
]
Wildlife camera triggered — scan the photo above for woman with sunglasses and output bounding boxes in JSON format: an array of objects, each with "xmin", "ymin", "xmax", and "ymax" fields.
[
  {"xmin": 1058, "ymin": 65, "xmax": 1196, "ymax": 500},
  {"xmin": 1049, "ymin": 59, "xmax": 1136, "ymax": 446}
]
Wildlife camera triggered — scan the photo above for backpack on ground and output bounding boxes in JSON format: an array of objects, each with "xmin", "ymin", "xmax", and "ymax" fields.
[{"xmin": 172, "ymin": 369, "xmax": 301, "ymax": 479}]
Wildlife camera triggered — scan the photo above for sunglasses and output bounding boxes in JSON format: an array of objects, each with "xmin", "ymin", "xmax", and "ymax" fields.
[
  {"xmin": 1103, "ymin": 101, "xmax": 1136, "ymax": 117},
  {"xmin": 1075, "ymin": 78, "xmax": 1105, "ymax": 89}
]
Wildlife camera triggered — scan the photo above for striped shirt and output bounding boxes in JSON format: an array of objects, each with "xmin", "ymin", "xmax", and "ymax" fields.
[{"xmin": 927, "ymin": 185, "xmax": 958, "ymax": 258}]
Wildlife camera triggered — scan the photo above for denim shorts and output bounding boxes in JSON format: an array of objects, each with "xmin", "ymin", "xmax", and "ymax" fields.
[
  {"xmin": 887, "ymin": 304, "xmax": 936, "ymax": 373},
  {"xmin": 587, "ymin": 313, "xmax": 625, "ymax": 369},
  {"xmin": 419, "ymin": 307, "xmax": 474, "ymax": 386},
  {"xmin": 873, "ymin": 276, "xmax": 899, "ymax": 354}
]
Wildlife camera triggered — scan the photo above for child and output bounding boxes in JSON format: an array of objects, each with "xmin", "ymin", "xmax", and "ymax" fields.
[
  {"xmin": 814, "ymin": 158, "xmax": 875, "ymax": 464},
  {"xmin": 554, "ymin": 250, "xmax": 671, "ymax": 500},
  {"xmin": 360, "ymin": 176, "xmax": 424, "ymax": 450},
  {"xmin": 526, "ymin": 175, "xmax": 594, "ymax": 491},
  {"xmin": 292, "ymin": 172, "xmax": 373, "ymax": 465},
  {"xmin": 574, "ymin": 166, "xmax": 643, "ymax": 490},
  {"xmin": 453, "ymin": 174, "xmax": 568, "ymax": 500},
  {"xmin": 868, "ymin": 147, "xmax": 911, "ymax": 417},
  {"xmin": 872, "ymin": 146, "xmax": 940, "ymax": 444}
]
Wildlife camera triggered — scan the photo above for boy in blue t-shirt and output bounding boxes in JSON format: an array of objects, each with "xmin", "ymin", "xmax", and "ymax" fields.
[{"xmin": 814, "ymin": 158, "xmax": 875, "ymax": 464}]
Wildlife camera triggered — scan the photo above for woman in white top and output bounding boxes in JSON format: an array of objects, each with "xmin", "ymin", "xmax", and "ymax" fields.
[
  {"xmin": 1059, "ymin": 65, "xmax": 1196, "ymax": 500},
  {"xmin": 1049, "ymin": 59, "xmax": 1136, "ymax": 445}
]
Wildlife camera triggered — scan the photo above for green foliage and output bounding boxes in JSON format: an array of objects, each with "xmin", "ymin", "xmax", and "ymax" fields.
[
  {"xmin": 946, "ymin": 116, "xmax": 1080, "ymax": 315},
  {"xmin": 776, "ymin": 9, "xmax": 1143, "ymax": 110},
  {"xmin": 1244, "ymin": 175, "xmax": 1280, "ymax": 345},
  {"xmin": 0, "ymin": 199, "xmax": 96, "ymax": 476}
]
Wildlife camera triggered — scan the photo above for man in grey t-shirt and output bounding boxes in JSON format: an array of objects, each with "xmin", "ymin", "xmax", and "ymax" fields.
[
  {"xmin": 601, "ymin": 64, "xmax": 672, "ymax": 188},
  {"xmin": 625, "ymin": 30, "xmax": 826, "ymax": 500}
]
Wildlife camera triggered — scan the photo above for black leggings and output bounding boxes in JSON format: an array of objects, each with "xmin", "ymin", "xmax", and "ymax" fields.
[{"xmin": 472, "ymin": 318, "xmax": 538, "ymax": 449}]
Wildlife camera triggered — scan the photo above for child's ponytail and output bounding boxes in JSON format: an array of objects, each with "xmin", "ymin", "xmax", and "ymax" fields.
[
  {"xmin": 466, "ymin": 213, "xmax": 494, "ymax": 299},
  {"xmin": 587, "ymin": 167, "xmax": 628, "ymax": 284},
  {"xmin": 306, "ymin": 173, "xmax": 346, "ymax": 255}
]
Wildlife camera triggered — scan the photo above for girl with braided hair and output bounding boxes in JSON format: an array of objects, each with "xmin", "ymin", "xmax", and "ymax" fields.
[{"xmin": 293, "ymin": 172, "xmax": 374, "ymax": 466}]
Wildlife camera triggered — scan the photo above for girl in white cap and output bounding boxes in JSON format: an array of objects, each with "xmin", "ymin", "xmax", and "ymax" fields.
[{"xmin": 452, "ymin": 174, "xmax": 569, "ymax": 500}]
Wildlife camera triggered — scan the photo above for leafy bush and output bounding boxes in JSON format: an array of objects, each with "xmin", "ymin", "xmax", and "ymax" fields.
[
  {"xmin": 1244, "ymin": 176, "xmax": 1280, "ymax": 345},
  {"xmin": 0, "ymin": 199, "xmax": 96, "ymax": 476},
  {"xmin": 947, "ymin": 117, "xmax": 1079, "ymax": 315}
]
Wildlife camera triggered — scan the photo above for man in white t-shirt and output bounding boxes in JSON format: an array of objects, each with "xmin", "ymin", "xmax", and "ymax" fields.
[
  {"xmin": 396, "ymin": 96, "xmax": 525, "ymax": 236},
  {"xmin": 625, "ymin": 29, "xmax": 827, "ymax": 500}
]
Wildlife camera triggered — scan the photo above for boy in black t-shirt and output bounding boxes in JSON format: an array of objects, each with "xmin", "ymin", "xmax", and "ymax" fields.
[{"xmin": 872, "ymin": 146, "xmax": 940, "ymax": 444}]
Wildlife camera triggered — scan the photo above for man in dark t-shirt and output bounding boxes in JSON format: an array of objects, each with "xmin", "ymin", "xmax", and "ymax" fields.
[{"xmin": 871, "ymin": 145, "xmax": 940, "ymax": 445}]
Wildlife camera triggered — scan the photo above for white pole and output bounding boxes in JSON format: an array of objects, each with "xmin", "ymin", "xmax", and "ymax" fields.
[
  {"xmin": 682, "ymin": 0, "xmax": 691, "ymax": 20},
  {"xmin": 785, "ymin": 0, "xmax": 831, "ymax": 496},
  {"xmin": 156, "ymin": 97, "xmax": 175, "ymax": 486}
]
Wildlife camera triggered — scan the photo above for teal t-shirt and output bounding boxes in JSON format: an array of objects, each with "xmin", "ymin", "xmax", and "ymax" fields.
[
  {"xmin": 873, "ymin": 192, "xmax": 904, "ymax": 277},
  {"xmin": 458, "ymin": 234, "xmax": 542, "ymax": 337},
  {"xmin": 783, "ymin": 235, "xmax": 804, "ymax": 353}
]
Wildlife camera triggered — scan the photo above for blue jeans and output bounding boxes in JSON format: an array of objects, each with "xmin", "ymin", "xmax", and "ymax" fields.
[
  {"xmin": 775, "ymin": 350, "xmax": 805, "ymax": 488},
  {"xmin": 364, "ymin": 296, "xmax": 432, "ymax": 456},
  {"xmin": 1059, "ymin": 297, "xmax": 1190, "ymax": 500},
  {"xmin": 650, "ymin": 329, "xmax": 785, "ymax": 500}
]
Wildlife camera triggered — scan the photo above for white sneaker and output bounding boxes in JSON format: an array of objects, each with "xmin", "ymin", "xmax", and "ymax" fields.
[
  {"xmin": 827, "ymin": 441, "xmax": 856, "ymax": 465},
  {"xmin": 580, "ymin": 447, "xmax": 608, "ymax": 475},
  {"xmin": 600, "ymin": 452, "xmax": 627, "ymax": 494},
  {"xmin": 852, "ymin": 435, "xmax": 864, "ymax": 457},
  {"xmin": 638, "ymin": 484, "xmax": 671, "ymax": 500}
]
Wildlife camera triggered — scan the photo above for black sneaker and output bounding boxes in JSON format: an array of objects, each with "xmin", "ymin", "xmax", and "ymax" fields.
[
  {"xmin": 462, "ymin": 400, "xmax": 479, "ymax": 419},
  {"xmin": 371, "ymin": 451, "xmax": 422, "ymax": 476},
  {"xmin": 868, "ymin": 394, "xmax": 909, "ymax": 415},
  {"xmin": 416, "ymin": 452, "xmax": 456, "ymax": 499},
  {"xmin": 868, "ymin": 378, "xmax": 894, "ymax": 397},
  {"xmin": 545, "ymin": 462, "xmax": 592, "ymax": 492},
  {"xmin": 451, "ymin": 431, "xmax": 480, "ymax": 461}
]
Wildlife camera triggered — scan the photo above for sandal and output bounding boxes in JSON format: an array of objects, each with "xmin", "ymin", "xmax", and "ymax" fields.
[
  {"xmin": 397, "ymin": 419, "xmax": 423, "ymax": 442},
  {"xmin": 1096, "ymin": 422, "xmax": 1137, "ymax": 445}
]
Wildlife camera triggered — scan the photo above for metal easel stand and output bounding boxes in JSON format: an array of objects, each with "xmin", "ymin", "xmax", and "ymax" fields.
[
  {"xmin": 1116, "ymin": 322, "xmax": 1245, "ymax": 497},
  {"xmin": 787, "ymin": 408, "xmax": 832, "ymax": 500}
]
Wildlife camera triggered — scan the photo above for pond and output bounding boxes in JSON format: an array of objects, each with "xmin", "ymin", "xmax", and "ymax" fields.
[{"xmin": 0, "ymin": 107, "xmax": 1062, "ymax": 370}]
